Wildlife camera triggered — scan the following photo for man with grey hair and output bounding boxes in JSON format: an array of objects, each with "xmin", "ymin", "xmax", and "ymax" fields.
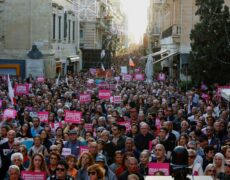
[
  {"xmin": 118, "ymin": 157, "xmax": 144, "ymax": 180},
  {"xmin": 134, "ymin": 122, "xmax": 154, "ymax": 152},
  {"xmin": 8, "ymin": 165, "xmax": 22, "ymax": 180}
]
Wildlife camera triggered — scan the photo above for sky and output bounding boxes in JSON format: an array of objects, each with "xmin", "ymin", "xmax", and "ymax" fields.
[{"xmin": 122, "ymin": 0, "xmax": 150, "ymax": 44}]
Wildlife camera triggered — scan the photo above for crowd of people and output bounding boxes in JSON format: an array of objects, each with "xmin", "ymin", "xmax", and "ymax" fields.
[{"xmin": 0, "ymin": 69, "xmax": 230, "ymax": 180}]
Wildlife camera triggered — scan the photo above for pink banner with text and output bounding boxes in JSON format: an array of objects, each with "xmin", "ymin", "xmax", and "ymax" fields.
[
  {"xmin": 65, "ymin": 111, "xmax": 82, "ymax": 124},
  {"xmin": 148, "ymin": 163, "xmax": 170, "ymax": 176},
  {"xmin": 14, "ymin": 84, "xmax": 29, "ymax": 95},
  {"xmin": 37, "ymin": 112, "xmax": 49, "ymax": 122},
  {"xmin": 80, "ymin": 94, "xmax": 91, "ymax": 103},
  {"xmin": 98, "ymin": 90, "xmax": 111, "ymax": 99}
]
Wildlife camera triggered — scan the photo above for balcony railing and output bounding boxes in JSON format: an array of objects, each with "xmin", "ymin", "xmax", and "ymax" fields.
[{"xmin": 162, "ymin": 24, "xmax": 181, "ymax": 39}]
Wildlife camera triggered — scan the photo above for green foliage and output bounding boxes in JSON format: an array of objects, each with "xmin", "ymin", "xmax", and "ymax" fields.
[{"xmin": 189, "ymin": 0, "xmax": 230, "ymax": 85}]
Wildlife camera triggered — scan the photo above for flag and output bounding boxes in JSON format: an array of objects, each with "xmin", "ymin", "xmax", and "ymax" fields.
[
  {"xmin": 129, "ymin": 58, "xmax": 135, "ymax": 67},
  {"xmin": 101, "ymin": 63, "xmax": 105, "ymax": 71},
  {"xmin": 66, "ymin": 76, "xmax": 69, "ymax": 86},
  {"xmin": 7, "ymin": 74, "xmax": 15, "ymax": 105},
  {"xmin": 56, "ymin": 73, "xmax": 60, "ymax": 86}
]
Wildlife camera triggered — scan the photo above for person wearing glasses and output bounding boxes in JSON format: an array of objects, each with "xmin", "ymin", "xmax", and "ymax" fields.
[
  {"xmin": 188, "ymin": 149, "xmax": 203, "ymax": 176},
  {"xmin": 48, "ymin": 160, "xmax": 74, "ymax": 180},
  {"xmin": 217, "ymin": 160, "xmax": 230, "ymax": 180},
  {"xmin": 204, "ymin": 164, "xmax": 217, "ymax": 179},
  {"xmin": 87, "ymin": 164, "xmax": 105, "ymax": 180}
]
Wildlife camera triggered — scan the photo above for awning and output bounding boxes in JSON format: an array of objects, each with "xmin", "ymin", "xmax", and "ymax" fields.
[
  {"xmin": 140, "ymin": 49, "xmax": 169, "ymax": 60},
  {"xmin": 68, "ymin": 56, "xmax": 80, "ymax": 62},
  {"xmin": 153, "ymin": 52, "xmax": 178, "ymax": 64}
]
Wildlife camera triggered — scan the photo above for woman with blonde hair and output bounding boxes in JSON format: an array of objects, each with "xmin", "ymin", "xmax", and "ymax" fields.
[
  {"xmin": 27, "ymin": 153, "xmax": 49, "ymax": 176},
  {"xmin": 87, "ymin": 164, "xmax": 105, "ymax": 180},
  {"xmin": 204, "ymin": 164, "xmax": 217, "ymax": 179},
  {"xmin": 213, "ymin": 152, "xmax": 225, "ymax": 175},
  {"xmin": 77, "ymin": 152, "xmax": 94, "ymax": 180}
]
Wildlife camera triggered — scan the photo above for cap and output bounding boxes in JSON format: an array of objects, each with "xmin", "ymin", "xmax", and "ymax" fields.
[
  {"xmin": 68, "ymin": 129, "xmax": 78, "ymax": 135},
  {"xmin": 95, "ymin": 154, "xmax": 106, "ymax": 162}
]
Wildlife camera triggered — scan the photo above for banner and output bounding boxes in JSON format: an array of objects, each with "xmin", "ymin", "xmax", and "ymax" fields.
[
  {"xmin": 158, "ymin": 73, "xmax": 166, "ymax": 81},
  {"xmin": 98, "ymin": 82, "xmax": 109, "ymax": 89},
  {"xmin": 21, "ymin": 171, "xmax": 46, "ymax": 180},
  {"xmin": 80, "ymin": 94, "xmax": 91, "ymax": 103},
  {"xmin": 113, "ymin": 96, "xmax": 121, "ymax": 104},
  {"xmin": 14, "ymin": 84, "xmax": 29, "ymax": 95},
  {"xmin": 62, "ymin": 148, "xmax": 71, "ymax": 157},
  {"xmin": 65, "ymin": 111, "xmax": 82, "ymax": 123},
  {"xmin": 85, "ymin": 123, "xmax": 93, "ymax": 132},
  {"xmin": 3, "ymin": 109, "xmax": 17, "ymax": 119},
  {"xmin": 148, "ymin": 163, "xmax": 170, "ymax": 176},
  {"xmin": 120, "ymin": 66, "xmax": 128, "ymax": 74},
  {"xmin": 37, "ymin": 112, "xmax": 49, "ymax": 122},
  {"xmin": 37, "ymin": 76, "xmax": 45, "ymax": 83},
  {"xmin": 98, "ymin": 90, "xmax": 111, "ymax": 100},
  {"xmin": 50, "ymin": 122, "xmax": 62, "ymax": 131},
  {"xmin": 134, "ymin": 74, "xmax": 145, "ymax": 81},
  {"xmin": 80, "ymin": 146, "xmax": 89, "ymax": 154},
  {"xmin": 114, "ymin": 76, "xmax": 120, "ymax": 82},
  {"xmin": 123, "ymin": 74, "xmax": 132, "ymax": 81}
]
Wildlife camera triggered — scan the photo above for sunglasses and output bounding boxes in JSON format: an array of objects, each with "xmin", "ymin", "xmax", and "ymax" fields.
[
  {"xmin": 56, "ymin": 168, "xmax": 65, "ymax": 172},
  {"xmin": 188, "ymin": 155, "xmax": 196, "ymax": 159},
  {"xmin": 208, "ymin": 169, "xmax": 216, "ymax": 173},
  {"xmin": 88, "ymin": 171, "xmax": 96, "ymax": 176}
]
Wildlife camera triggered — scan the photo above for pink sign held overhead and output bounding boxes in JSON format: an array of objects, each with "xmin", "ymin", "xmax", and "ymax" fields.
[
  {"xmin": 80, "ymin": 94, "xmax": 91, "ymax": 103},
  {"xmin": 50, "ymin": 122, "xmax": 62, "ymax": 131},
  {"xmin": 98, "ymin": 82, "xmax": 109, "ymax": 89},
  {"xmin": 65, "ymin": 110, "xmax": 82, "ymax": 124},
  {"xmin": 118, "ymin": 121, "xmax": 131, "ymax": 132},
  {"xmin": 37, "ymin": 112, "xmax": 49, "ymax": 123},
  {"xmin": 80, "ymin": 146, "xmax": 89, "ymax": 155},
  {"xmin": 148, "ymin": 163, "xmax": 170, "ymax": 176},
  {"xmin": 3, "ymin": 109, "xmax": 17, "ymax": 119},
  {"xmin": 158, "ymin": 73, "xmax": 166, "ymax": 81},
  {"xmin": 37, "ymin": 76, "xmax": 45, "ymax": 83},
  {"xmin": 134, "ymin": 74, "xmax": 145, "ymax": 81},
  {"xmin": 85, "ymin": 123, "xmax": 93, "ymax": 132},
  {"xmin": 14, "ymin": 84, "xmax": 29, "ymax": 95},
  {"xmin": 21, "ymin": 171, "xmax": 46, "ymax": 180},
  {"xmin": 98, "ymin": 90, "xmax": 111, "ymax": 100},
  {"xmin": 113, "ymin": 96, "xmax": 121, "ymax": 104},
  {"xmin": 123, "ymin": 74, "xmax": 132, "ymax": 81}
]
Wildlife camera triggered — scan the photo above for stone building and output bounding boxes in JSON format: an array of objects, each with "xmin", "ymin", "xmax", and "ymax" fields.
[
  {"xmin": 0, "ymin": 0, "xmax": 81, "ymax": 78},
  {"xmin": 147, "ymin": 0, "xmax": 230, "ymax": 81}
]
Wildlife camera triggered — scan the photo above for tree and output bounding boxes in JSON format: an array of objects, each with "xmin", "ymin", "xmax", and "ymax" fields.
[{"xmin": 189, "ymin": 0, "xmax": 230, "ymax": 85}]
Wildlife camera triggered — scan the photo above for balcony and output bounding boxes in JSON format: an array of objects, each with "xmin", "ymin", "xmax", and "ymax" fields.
[{"xmin": 162, "ymin": 24, "xmax": 181, "ymax": 39}]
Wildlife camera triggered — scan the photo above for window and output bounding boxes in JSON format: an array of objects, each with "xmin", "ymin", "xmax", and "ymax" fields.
[
  {"xmin": 72, "ymin": 21, "xmax": 75, "ymax": 41},
  {"xmin": 68, "ymin": 20, "xmax": 71, "ymax": 41},
  {"xmin": 58, "ymin": 16, "xmax": 61, "ymax": 40},
  {"xmin": 53, "ymin": 14, "xmax": 56, "ymax": 39},
  {"xmin": 80, "ymin": 29, "xmax": 84, "ymax": 39}
]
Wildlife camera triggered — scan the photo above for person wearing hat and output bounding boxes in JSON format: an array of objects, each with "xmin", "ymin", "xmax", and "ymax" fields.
[
  {"xmin": 64, "ymin": 129, "xmax": 83, "ymax": 158},
  {"xmin": 95, "ymin": 154, "xmax": 116, "ymax": 180}
]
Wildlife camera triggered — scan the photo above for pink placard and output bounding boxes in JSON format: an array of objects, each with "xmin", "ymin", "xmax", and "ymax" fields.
[
  {"xmin": 158, "ymin": 73, "xmax": 166, "ymax": 81},
  {"xmin": 65, "ymin": 111, "xmax": 82, "ymax": 123},
  {"xmin": 134, "ymin": 74, "xmax": 145, "ymax": 81},
  {"xmin": 80, "ymin": 146, "xmax": 89, "ymax": 155},
  {"xmin": 148, "ymin": 163, "xmax": 170, "ymax": 176},
  {"xmin": 80, "ymin": 94, "xmax": 91, "ymax": 103},
  {"xmin": 50, "ymin": 122, "xmax": 62, "ymax": 131},
  {"xmin": 14, "ymin": 84, "xmax": 29, "ymax": 95},
  {"xmin": 21, "ymin": 171, "xmax": 46, "ymax": 180},
  {"xmin": 113, "ymin": 96, "xmax": 121, "ymax": 104},
  {"xmin": 123, "ymin": 74, "xmax": 132, "ymax": 81},
  {"xmin": 98, "ymin": 82, "xmax": 109, "ymax": 89},
  {"xmin": 85, "ymin": 123, "xmax": 93, "ymax": 132},
  {"xmin": 118, "ymin": 122, "xmax": 131, "ymax": 132},
  {"xmin": 89, "ymin": 68, "xmax": 97, "ymax": 75},
  {"xmin": 37, "ymin": 76, "xmax": 45, "ymax": 83},
  {"xmin": 135, "ymin": 67, "xmax": 142, "ymax": 73},
  {"xmin": 98, "ymin": 90, "xmax": 111, "ymax": 100},
  {"xmin": 114, "ymin": 76, "xmax": 120, "ymax": 82},
  {"xmin": 37, "ymin": 112, "xmax": 49, "ymax": 122},
  {"xmin": 3, "ymin": 109, "xmax": 17, "ymax": 119}
]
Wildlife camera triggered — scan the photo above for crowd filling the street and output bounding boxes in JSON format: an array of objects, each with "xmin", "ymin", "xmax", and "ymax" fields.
[{"xmin": 0, "ymin": 67, "xmax": 230, "ymax": 180}]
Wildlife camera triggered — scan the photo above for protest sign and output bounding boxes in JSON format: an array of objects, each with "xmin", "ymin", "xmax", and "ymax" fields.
[
  {"xmin": 80, "ymin": 94, "xmax": 91, "ymax": 103},
  {"xmin": 113, "ymin": 96, "xmax": 121, "ymax": 104},
  {"xmin": 37, "ymin": 112, "xmax": 49, "ymax": 122},
  {"xmin": 89, "ymin": 68, "xmax": 97, "ymax": 75},
  {"xmin": 37, "ymin": 76, "xmax": 45, "ymax": 83},
  {"xmin": 80, "ymin": 146, "xmax": 89, "ymax": 154},
  {"xmin": 148, "ymin": 163, "xmax": 170, "ymax": 175},
  {"xmin": 3, "ymin": 109, "xmax": 17, "ymax": 119},
  {"xmin": 65, "ymin": 111, "xmax": 82, "ymax": 123},
  {"xmin": 14, "ymin": 84, "xmax": 29, "ymax": 95},
  {"xmin": 158, "ymin": 73, "xmax": 166, "ymax": 81},
  {"xmin": 118, "ymin": 121, "xmax": 131, "ymax": 132},
  {"xmin": 134, "ymin": 74, "xmax": 145, "ymax": 81},
  {"xmin": 120, "ymin": 66, "xmax": 128, "ymax": 74},
  {"xmin": 85, "ymin": 123, "xmax": 93, "ymax": 132},
  {"xmin": 98, "ymin": 90, "xmax": 111, "ymax": 100},
  {"xmin": 21, "ymin": 171, "xmax": 46, "ymax": 180},
  {"xmin": 62, "ymin": 148, "xmax": 71, "ymax": 157},
  {"xmin": 123, "ymin": 74, "xmax": 132, "ymax": 81}
]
